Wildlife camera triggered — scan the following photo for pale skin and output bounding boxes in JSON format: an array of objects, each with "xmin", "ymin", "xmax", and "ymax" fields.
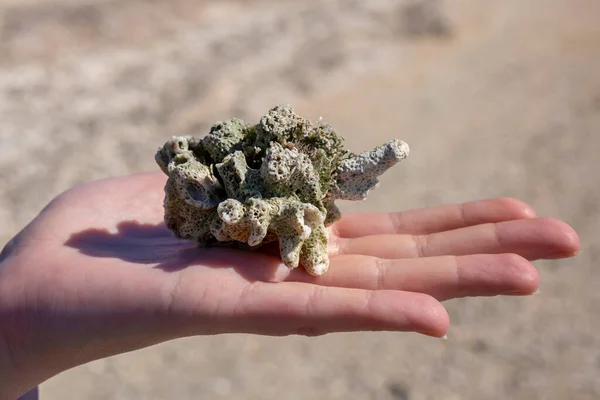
[{"xmin": 0, "ymin": 172, "xmax": 580, "ymax": 399}]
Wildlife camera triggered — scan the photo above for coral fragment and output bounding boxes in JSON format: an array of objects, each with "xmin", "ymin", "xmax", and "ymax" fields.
[{"xmin": 156, "ymin": 105, "xmax": 409, "ymax": 275}]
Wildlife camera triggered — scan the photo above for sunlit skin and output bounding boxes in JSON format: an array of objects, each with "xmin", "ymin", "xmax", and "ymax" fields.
[{"xmin": 0, "ymin": 172, "xmax": 580, "ymax": 398}]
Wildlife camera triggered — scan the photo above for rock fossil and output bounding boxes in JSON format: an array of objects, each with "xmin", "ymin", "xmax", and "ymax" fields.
[{"xmin": 155, "ymin": 105, "xmax": 409, "ymax": 275}]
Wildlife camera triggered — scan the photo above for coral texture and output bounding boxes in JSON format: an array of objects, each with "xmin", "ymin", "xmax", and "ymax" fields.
[{"xmin": 156, "ymin": 105, "xmax": 409, "ymax": 275}]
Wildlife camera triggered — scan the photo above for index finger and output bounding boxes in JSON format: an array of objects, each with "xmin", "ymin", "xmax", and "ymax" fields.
[{"xmin": 333, "ymin": 198, "xmax": 536, "ymax": 238}]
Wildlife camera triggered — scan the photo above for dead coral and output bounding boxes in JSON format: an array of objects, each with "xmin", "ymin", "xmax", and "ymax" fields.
[{"xmin": 156, "ymin": 105, "xmax": 409, "ymax": 275}]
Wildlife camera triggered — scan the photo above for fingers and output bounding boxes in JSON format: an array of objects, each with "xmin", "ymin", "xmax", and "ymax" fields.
[
  {"xmin": 220, "ymin": 282, "xmax": 449, "ymax": 338},
  {"xmin": 289, "ymin": 254, "xmax": 539, "ymax": 301},
  {"xmin": 335, "ymin": 217, "xmax": 580, "ymax": 261},
  {"xmin": 334, "ymin": 197, "xmax": 536, "ymax": 238}
]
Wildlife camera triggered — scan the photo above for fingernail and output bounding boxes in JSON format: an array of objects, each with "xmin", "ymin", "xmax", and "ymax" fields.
[
  {"xmin": 440, "ymin": 334, "xmax": 448, "ymax": 340},
  {"xmin": 532, "ymin": 289, "xmax": 541, "ymax": 295}
]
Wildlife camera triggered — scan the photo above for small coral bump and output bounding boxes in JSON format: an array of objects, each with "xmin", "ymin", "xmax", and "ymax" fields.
[
  {"xmin": 217, "ymin": 199, "xmax": 245, "ymax": 224},
  {"xmin": 310, "ymin": 263, "xmax": 329, "ymax": 276}
]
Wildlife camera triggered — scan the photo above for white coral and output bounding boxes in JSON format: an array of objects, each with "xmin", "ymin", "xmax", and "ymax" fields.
[{"xmin": 333, "ymin": 139, "xmax": 410, "ymax": 201}]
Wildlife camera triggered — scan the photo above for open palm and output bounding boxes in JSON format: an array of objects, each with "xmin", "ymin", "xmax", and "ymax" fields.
[{"xmin": 0, "ymin": 172, "xmax": 579, "ymax": 394}]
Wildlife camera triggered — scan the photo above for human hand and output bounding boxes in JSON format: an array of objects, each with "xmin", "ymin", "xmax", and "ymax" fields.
[{"xmin": 0, "ymin": 172, "xmax": 579, "ymax": 398}]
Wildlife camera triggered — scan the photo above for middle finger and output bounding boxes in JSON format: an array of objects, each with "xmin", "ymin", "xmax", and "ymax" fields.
[
  {"xmin": 287, "ymin": 253, "xmax": 539, "ymax": 301},
  {"xmin": 332, "ymin": 217, "xmax": 579, "ymax": 260}
]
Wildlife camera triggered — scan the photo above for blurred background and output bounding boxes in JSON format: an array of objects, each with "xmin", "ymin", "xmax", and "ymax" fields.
[{"xmin": 1, "ymin": 0, "xmax": 598, "ymax": 398}]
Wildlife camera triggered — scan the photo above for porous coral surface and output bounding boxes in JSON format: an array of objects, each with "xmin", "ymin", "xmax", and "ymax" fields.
[{"xmin": 156, "ymin": 105, "xmax": 409, "ymax": 275}]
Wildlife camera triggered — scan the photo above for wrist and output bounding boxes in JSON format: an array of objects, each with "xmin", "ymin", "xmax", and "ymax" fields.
[
  {"xmin": 0, "ymin": 328, "xmax": 29, "ymax": 399},
  {"xmin": 0, "ymin": 261, "xmax": 39, "ymax": 399}
]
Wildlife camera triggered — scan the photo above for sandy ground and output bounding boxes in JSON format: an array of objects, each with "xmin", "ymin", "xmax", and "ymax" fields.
[{"xmin": 1, "ymin": 0, "xmax": 599, "ymax": 398}]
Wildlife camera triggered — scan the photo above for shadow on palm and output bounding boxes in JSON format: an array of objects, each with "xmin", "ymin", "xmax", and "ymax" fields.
[{"xmin": 64, "ymin": 220, "xmax": 294, "ymax": 282}]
